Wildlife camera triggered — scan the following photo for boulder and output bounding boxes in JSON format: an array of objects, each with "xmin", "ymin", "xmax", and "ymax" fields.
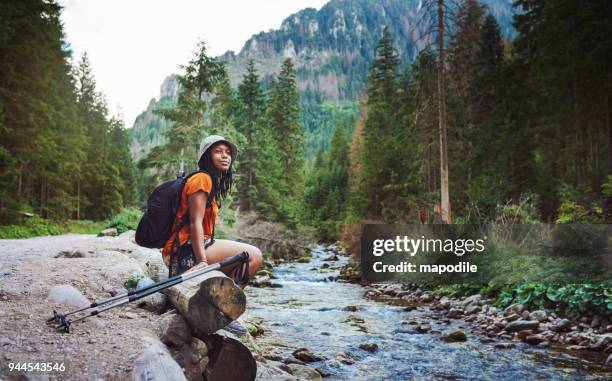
[
  {"xmin": 530, "ymin": 310, "xmax": 548, "ymax": 322},
  {"xmin": 292, "ymin": 348, "xmax": 322, "ymax": 363},
  {"xmin": 505, "ymin": 320, "xmax": 540, "ymax": 332},
  {"xmin": 159, "ymin": 311, "xmax": 192, "ymax": 348},
  {"xmin": 286, "ymin": 364, "xmax": 322, "ymax": 381},
  {"xmin": 99, "ymin": 227, "xmax": 118, "ymax": 237},
  {"xmin": 441, "ymin": 330, "xmax": 467, "ymax": 342}
]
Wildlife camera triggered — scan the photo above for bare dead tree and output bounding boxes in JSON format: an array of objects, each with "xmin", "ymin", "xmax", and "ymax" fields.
[{"xmin": 412, "ymin": 0, "xmax": 459, "ymax": 223}]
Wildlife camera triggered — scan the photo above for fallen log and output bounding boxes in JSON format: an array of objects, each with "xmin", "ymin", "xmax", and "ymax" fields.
[
  {"xmin": 200, "ymin": 331, "xmax": 257, "ymax": 381},
  {"xmin": 163, "ymin": 270, "xmax": 246, "ymax": 334}
]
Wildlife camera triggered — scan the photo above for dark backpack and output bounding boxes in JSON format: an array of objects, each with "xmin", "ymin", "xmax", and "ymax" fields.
[{"xmin": 135, "ymin": 170, "xmax": 214, "ymax": 250}]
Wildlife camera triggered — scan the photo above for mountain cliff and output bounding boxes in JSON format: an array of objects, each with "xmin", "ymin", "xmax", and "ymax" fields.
[{"xmin": 129, "ymin": 0, "xmax": 516, "ymax": 160}]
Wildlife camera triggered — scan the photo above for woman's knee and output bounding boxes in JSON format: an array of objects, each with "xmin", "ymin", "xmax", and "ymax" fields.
[{"xmin": 248, "ymin": 246, "xmax": 263, "ymax": 269}]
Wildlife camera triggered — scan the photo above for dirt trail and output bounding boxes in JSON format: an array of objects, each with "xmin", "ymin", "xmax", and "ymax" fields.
[{"xmin": 0, "ymin": 233, "xmax": 165, "ymax": 380}]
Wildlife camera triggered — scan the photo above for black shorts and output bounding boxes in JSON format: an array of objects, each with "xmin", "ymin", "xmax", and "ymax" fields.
[{"xmin": 169, "ymin": 238, "xmax": 214, "ymax": 277}]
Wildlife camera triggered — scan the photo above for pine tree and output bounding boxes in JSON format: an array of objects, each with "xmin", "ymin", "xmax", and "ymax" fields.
[
  {"xmin": 237, "ymin": 60, "xmax": 266, "ymax": 211},
  {"xmin": 267, "ymin": 59, "xmax": 304, "ymax": 194}
]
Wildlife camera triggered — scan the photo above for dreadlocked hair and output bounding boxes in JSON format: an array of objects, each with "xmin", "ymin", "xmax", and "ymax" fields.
[{"xmin": 197, "ymin": 146, "xmax": 233, "ymax": 208}]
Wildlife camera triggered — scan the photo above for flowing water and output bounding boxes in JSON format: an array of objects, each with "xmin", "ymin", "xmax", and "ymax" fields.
[{"xmin": 245, "ymin": 245, "xmax": 611, "ymax": 380}]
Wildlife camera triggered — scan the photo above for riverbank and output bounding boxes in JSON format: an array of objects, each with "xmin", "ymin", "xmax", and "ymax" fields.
[{"xmin": 244, "ymin": 243, "xmax": 612, "ymax": 379}]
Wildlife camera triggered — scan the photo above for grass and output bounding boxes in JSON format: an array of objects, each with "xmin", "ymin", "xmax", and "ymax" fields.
[{"xmin": 0, "ymin": 208, "xmax": 143, "ymax": 239}]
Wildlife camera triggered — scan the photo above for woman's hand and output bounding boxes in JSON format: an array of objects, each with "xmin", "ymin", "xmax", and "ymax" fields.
[{"xmin": 186, "ymin": 260, "xmax": 209, "ymax": 273}]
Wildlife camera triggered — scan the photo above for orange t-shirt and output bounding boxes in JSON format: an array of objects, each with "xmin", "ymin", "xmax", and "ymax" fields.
[{"xmin": 162, "ymin": 172, "xmax": 218, "ymax": 256}]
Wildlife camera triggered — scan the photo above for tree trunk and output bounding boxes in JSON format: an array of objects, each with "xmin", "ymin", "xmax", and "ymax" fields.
[
  {"xmin": 199, "ymin": 331, "xmax": 257, "ymax": 381},
  {"xmin": 606, "ymin": 91, "xmax": 612, "ymax": 173},
  {"xmin": 163, "ymin": 270, "xmax": 246, "ymax": 334},
  {"xmin": 437, "ymin": 0, "xmax": 451, "ymax": 223}
]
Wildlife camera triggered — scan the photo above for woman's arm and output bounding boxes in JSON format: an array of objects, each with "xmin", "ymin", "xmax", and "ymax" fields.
[{"xmin": 188, "ymin": 190, "xmax": 208, "ymax": 264}]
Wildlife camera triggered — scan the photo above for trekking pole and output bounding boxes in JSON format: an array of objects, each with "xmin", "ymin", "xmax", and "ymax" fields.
[{"xmin": 47, "ymin": 251, "xmax": 249, "ymax": 332}]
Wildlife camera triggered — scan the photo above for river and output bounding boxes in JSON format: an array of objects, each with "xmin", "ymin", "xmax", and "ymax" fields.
[{"xmin": 245, "ymin": 245, "xmax": 610, "ymax": 380}]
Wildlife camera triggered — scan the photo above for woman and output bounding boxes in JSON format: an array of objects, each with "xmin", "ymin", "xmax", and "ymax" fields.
[{"xmin": 162, "ymin": 135, "xmax": 263, "ymax": 334}]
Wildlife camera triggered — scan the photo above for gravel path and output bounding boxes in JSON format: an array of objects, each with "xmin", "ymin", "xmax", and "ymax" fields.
[{"xmin": 0, "ymin": 233, "xmax": 165, "ymax": 380}]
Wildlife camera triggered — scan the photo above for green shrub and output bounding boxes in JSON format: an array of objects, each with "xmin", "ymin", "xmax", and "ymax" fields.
[
  {"xmin": 103, "ymin": 208, "xmax": 143, "ymax": 234},
  {"xmin": 0, "ymin": 215, "xmax": 63, "ymax": 239}
]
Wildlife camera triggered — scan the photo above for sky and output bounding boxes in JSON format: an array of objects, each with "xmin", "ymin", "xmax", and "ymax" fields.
[{"xmin": 59, "ymin": 0, "xmax": 328, "ymax": 128}]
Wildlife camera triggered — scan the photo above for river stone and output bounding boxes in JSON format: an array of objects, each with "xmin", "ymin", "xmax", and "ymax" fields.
[
  {"xmin": 344, "ymin": 305, "xmax": 358, "ymax": 312},
  {"xmin": 159, "ymin": 311, "xmax": 191, "ymax": 348},
  {"xmin": 504, "ymin": 303, "xmax": 525, "ymax": 316},
  {"xmin": 553, "ymin": 319, "xmax": 572, "ymax": 332},
  {"xmin": 604, "ymin": 354, "xmax": 612, "ymax": 370},
  {"xmin": 416, "ymin": 325, "xmax": 431, "ymax": 334},
  {"xmin": 462, "ymin": 294, "xmax": 481, "ymax": 307},
  {"xmin": 323, "ymin": 254, "xmax": 338, "ymax": 261},
  {"xmin": 589, "ymin": 336, "xmax": 612, "ymax": 351},
  {"xmin": 47, "ymin": 284, "xmax": 90, "ymax": 308},
  {"xmin": 524, "ymin": 334, "xmax": 546, "ymax": 345},
  {"xmin": 530, "ymin": 310, "xmax": 548, "ymax": 322},
  {"xmin": 420, "ymin": 293, "xmax": 433, "ymax": 303},
  {"xmin": 441, "ymin": 330, "xmax": 467, "ymax": 342},
  {"xmin": 465, "ymin": 305, "xmax": 481, "ymax": 315},
  {"xmin": 252, "ymin": 275, "xmax": 272, "ymax": 288},
  {"xmin": 359, "ymin": 343, "xmax": 378, "ymax": 352},
  {"xmin": 286, "ymin": 364, "xmax": 322, "ymax": 380},
  {"xmin": 99, "ymin": 227, "xmax": 118, "ymax": 236},
  {"xmin": 506, "ymin": 320, "xmax": 540, "ymax": 332},
  {"xmin": 335, "ymin": 352, "xmax": 355, "ymax": 365},
  {"xmin": 447, "ymin": 308, "xmax": 463, "ymax": 318},
  {"xmin": 292, "ymin": 348, "xmax": 322, "ymax": 363},
  {"xmin": 495, "ymin": 342, "xmax": 515, "ymax": 349}
]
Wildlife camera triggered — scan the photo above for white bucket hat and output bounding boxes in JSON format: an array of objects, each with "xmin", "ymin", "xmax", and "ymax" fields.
[{"xmin": 197, "ymin": 135, "xmax": 238, "ymax": 166}]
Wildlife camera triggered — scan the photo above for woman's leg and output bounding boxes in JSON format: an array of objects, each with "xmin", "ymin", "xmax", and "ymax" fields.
[{"xmin": 204, "ymin": 239, "xmax": 263, "ymax": 287}]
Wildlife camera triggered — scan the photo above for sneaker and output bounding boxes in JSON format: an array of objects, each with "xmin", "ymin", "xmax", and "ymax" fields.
[{"xmin": 224, "ymin": 320, "xmax": 247, "ymax": 335}]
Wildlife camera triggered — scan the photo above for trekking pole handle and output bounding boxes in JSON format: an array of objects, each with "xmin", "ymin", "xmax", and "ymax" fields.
[{"xmin": 219, "ymin": 251, "xmax": 249, "ymax": 269}]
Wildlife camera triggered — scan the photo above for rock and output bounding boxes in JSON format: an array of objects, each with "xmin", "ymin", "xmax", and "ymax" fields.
[
  {"xmin": 246, "ymin": 322, "xmax": 265, "ymax": 337},
  {"xmin": 138, "ymin": 292, "xmax": 167, "ymax": 314},
  {"xmin": 591, "ymin": 315, "xmax": 603, "ymax": 329},
  {"xmin": 251, "ymin": 275, "xmax": 272, "ymax": 288},
  {"xmin": 323, "ymin": 254, "xmax": 338, "ymax": 261},
  {"xmin": 505, "ymin": 320, "xmax": 540, "ymax": 332},
  {"xmin": 54, "ymin": 249, "xmax": 88, "ymax": 258},
  {"xmin": 297, "ymin": 256, "xmax": 311, "ymax": 263},
  {"xmin": 462, "ymin": 294, "xmax": 481, "ymax": 308},
  {"xmin": 553, "ymin": 319, "xmax": 572, "ymax": 332},
  {"xmin": 120, "ymin": 312, "xmax": 138, "ymax": 319},
  {"xmin": 530, "ymin": 310, "xmax": 548, "ymax": 322},
  {"xmin": 118, "ymin": 229, "xmax": 136, "ymax": 241},
  {"xmin": 359, "ymin": 343, "xmax": 378, "ymax": 352},
  {"xmin": 286, "ymin": 364, "xmax": 322, "ymax": 381},
  {"xmin": 516, "ymin": 330, "xmax": 534, "ymax": 341},
  {"xmin": 589, "ymin": 336, "xmax": 612, "ymax": 352},
  {"xmin": 344, "ymin": 305, "xmax": 358, "ymax": 312},
  {"xmin": 567, "ymin": 345, "xmax": 587, "ymax": 351},
  {"xmin": 189, "ymin": 337, "xmax": 209, "ymax": 362},
  {"xmin": 605, "ymin": 344, "xmax": 612, "ymax": 354},
  {"xmin": 447, "ymin": 308, "xmax": 463, "ymax": 318},
  {"xmin": 504, "ymin": 303, "xmax": 525, "ymax": 316},
  {"xmin": 420, "ymin": 293, "xmax": 433, "ymax": 303},
  {"xmin": 465, "ymin": 305, "xmax": 481, "ymax": 315},
  {"xmin": 292, "ymin": 348, "xmax": 322, "ymax": 363},
  {"xmin": 320, "ymin": 263, "xmax": 330, "ymax": 269},
  {"xmin": 495, "ymin": 343, "xmax": 515, "ymax": 349},
  {"xmin": 159, "ymin": 312, "xmax": 191, "ymax": 348},
  {"xmin": 0, "ymin": 337, "xmax": 15, "ymax": 346},
  {"xmin": 604, "ymin": 354, "xmax": 612, "ymax": 370},
  {"xmin": 523, "ymin": 334, "xmax": 546, "ymax": 345},
  {"xmin": 441, "ymin": 330, "xmax": 467, "ymax": 342},
  {"xmin": 335, "ymin": 352, "xmax": 355, "ymax": 365},
  {"xmin": 47, "ymin": 284, "xmax": 90, "ymax": 308},
  {"xmin": 99, "ymin": 227, "xmax": 118, "ymax": 237},
  {"xmin": 521, "ymin": 310, "xmax": 531, "ymax": 320},
  {"xmin": 132, "ymin": 334, "xmax": 186, "ymax": 381},
  {"xmin": 416, "ymin": 325, "xmax": 431, "ymax": 334}
]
